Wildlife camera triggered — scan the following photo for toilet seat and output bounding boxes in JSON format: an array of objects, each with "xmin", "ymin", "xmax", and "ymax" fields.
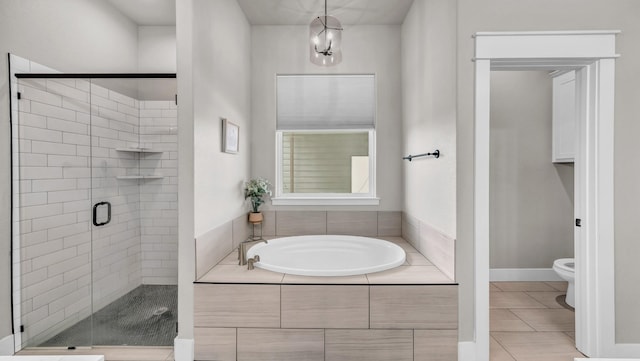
[
  {"xmin": 553, "ymin": 258, "xmax": 575, "ymax": 308},
  {"xmin": 553, "ymin": 258, "xmax": 574, "ymax": 273}
]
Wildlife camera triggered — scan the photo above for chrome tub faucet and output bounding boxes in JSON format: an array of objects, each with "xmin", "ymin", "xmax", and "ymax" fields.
[
  {"xmin": 238, "ymin": 239, "xmax": 267, "ymax": 267},
  {"xmin": 247, "ymin": 255, "xmax": 260, "ymax": 270}
]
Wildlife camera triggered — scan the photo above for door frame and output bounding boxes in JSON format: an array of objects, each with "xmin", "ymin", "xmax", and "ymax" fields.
[{"xmin": 472, "ymin": 31, "xmax": 623, "ymax": 360}]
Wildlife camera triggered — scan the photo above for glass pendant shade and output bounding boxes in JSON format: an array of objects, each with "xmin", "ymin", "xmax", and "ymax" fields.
[{"xmin": 309, "ymin": 15, "xmax": 343, "ymax": 66}]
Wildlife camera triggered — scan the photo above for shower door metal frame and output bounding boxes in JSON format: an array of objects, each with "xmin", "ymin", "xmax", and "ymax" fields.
[{"xmin": 9, "ymin": 69, "xmax": 176, "ymax": 352}]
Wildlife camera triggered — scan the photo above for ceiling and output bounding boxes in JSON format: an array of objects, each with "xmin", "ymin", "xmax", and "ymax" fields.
[
  {"xmin": 108, "ymin": 0, "xmax": 176, "ymax": 26},
  {"xmin": 237, "ymin": 0, "xmax": 415, "ymax": 25},
  {"xmin": 107, "ymin": 0, "xmax": 414, "ymax": 26}
]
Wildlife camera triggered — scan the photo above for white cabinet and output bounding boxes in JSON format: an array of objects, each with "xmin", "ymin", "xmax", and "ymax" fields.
[{"xmin": 551, "ymin": 71, "xmax": 576, "ymax": 163}]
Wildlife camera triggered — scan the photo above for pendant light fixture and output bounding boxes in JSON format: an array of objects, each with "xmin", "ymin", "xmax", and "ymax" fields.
[{"xmin": 309, "ymin": 0, "xmax": 343, "ymax": 66}]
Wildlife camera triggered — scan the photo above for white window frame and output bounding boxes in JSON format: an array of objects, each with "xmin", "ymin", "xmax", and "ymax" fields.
[{"xmin": 272, "ymin": 129, "xmax": 378, "ymax": 206}]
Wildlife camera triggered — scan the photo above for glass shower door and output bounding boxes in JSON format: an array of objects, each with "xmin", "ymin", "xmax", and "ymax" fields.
[
  {"xmin": 16, "ymin": 75, "xmax": 94, "ymax": 348},
  {"xmin": 14, "ymin": 71, "xmax": 178, "ymax": 349},
  {"xmin": 89, "ymin": 77, "xmax": 144, "ymax": 345},
  {"xmin": 89, "ymin": 77, "xmax": 178, "ymax": 346}
]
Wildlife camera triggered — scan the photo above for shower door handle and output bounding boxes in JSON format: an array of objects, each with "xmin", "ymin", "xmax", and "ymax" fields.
[{"xmin": 93, "ymin": 201, "xmax": 111, "ymax": 227}]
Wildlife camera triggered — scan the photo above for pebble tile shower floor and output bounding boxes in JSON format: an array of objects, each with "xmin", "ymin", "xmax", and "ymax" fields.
[{"xmin": 40, "ymin": 285, "xmax": 177, "ymax": 347}]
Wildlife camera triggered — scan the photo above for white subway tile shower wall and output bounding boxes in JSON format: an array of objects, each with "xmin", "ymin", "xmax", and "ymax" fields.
[
  {"xmin": 12, "ymin": 55, "xmax": 178, "ymax": 346},
  {"xmin": 89, "ymin": 86, "xmax": 142, "ymax": 315},
  {"xmin": 139, "ymin": 100, "xmax": 178, "ymax": 285}
]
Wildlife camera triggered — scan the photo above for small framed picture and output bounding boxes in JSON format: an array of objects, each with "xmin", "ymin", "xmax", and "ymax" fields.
[{"xmin": 222, "ymin": 118, "xmax": 239, "ymax": 154}]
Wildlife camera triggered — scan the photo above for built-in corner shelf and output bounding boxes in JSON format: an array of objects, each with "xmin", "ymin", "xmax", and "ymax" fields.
[
  {"xmin": 116, "ymin": 148, "xmax": 163, "ymax": 154},
  {"xmin": 115, "ymin": 148, "xmax": 164, "ymax": 180},
  {"xmin": 116, "ymin": 175, "xmax": 164, "ymax": 180}
]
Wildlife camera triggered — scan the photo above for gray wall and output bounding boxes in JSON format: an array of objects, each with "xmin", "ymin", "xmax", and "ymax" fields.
[
  {"xmin": 0, "ymin": 0, "xmax": 139, "ymax": 344},
  {"xmin": 176, "ymin": 0, "xmax": 252, "ymax": 343},
  {"xmin": 138, "ymin": 26, "xmax": 177, "ymax": 73},
  {"xmin": 250, "ymin": 25, "xmax": 403, "ymax": 211},
  {"xmin": 457, "ymin": 0, "xmax": 640, "ymax": 344},
  {"xmin": 176, "ymin": 0, "xmax": 195, "ymax": 344},
  {"xmin": 401, "ymin": 0, "xmax": 457, "ymax": 239},
  {"xmin": 192, "ymin": 0, "xmax": 251, "ymax": 237},
  {"xmin": 489, "ymin": 71, "xmax": 574, "ymax": 269}
]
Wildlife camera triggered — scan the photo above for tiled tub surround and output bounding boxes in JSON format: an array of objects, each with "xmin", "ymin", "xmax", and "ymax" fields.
[
  {"xmin": 195, "ymin": 210, "xmax": 457, "ymax": 282},
  {"xmin": 194, "ymin": 237, "xmax": 458, "ymax": 361},
  {"xmin": 195, "ymin": 211, "xmax": 404, "ymax": 279},
  {"xmin": 11, "ymin": 55, "xmax": 178, "ymax": 347},
  {"xmin": 402, "ymin": 212, "xmax": 456, "ymax": 281}
]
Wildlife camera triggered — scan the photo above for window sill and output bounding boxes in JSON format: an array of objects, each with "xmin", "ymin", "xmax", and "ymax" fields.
[{"xmin": 271, "ymin": 197, "xmax": 380, "ymax": 206}]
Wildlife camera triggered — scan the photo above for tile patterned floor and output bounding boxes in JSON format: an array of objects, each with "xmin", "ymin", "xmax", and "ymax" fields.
[
  {"xmin": 490, "ymin": 281, "xmax": 586, "ymax": 361},
  {"xmin": 19, "ymin": 281, "xmax": 586, "ymax": 361}
]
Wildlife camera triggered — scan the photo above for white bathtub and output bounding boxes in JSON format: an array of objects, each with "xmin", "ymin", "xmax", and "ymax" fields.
[{"xmin": 246, "ymin": 235, "xmax": 406, "ymax": 276}]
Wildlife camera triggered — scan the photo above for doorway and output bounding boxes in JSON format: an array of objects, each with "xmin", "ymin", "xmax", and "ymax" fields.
[
  {"xmin": 472, "ymin": 31, "xmax": 618, "ymax": 361},
  {"xmin": 488, "ymin": 70, "xmax": 578, "ymax": 360}
]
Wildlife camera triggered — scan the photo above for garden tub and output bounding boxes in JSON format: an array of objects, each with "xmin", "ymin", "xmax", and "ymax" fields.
[{"xmin": 246, "ymin": 235, "xmax": 406, "ymax": 276}]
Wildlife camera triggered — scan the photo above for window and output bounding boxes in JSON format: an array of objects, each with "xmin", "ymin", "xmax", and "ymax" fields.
[{"xmin": 273, "ymin": 74, "xmax": 378, "ymax": 205}]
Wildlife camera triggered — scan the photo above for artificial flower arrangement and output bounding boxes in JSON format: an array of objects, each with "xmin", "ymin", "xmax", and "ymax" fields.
[{"xmin": 244, "ymin": 177, "xmax": 272, "ymax": 213}]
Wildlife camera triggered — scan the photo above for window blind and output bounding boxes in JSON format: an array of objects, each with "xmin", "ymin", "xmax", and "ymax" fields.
[
  {"xmin": 281, "ymin": 132, "xmax": 369, "ymax": 193},
  {"xmin": 276, "ymin": 75, "xmax": 375, "ymax": 130}
]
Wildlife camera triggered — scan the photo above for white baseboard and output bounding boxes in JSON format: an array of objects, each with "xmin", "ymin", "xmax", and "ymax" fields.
[
  {"xmin": 458, "ymin": 341, "xmax": 478, "ymax": 361},
  {"xmin": 0, "ymin": 334, "xmax": 14, "ymax": 356},
  {"xmin": 490, "ymin": 268, "xmax": 563, "ymax": 282},
  {"xmin": 174, "ymin": 337, "xmax": 194, "ymax": 361},
  {"xmin": 607, "ymin": 342, "xmax": 640, "ymax": 358}
]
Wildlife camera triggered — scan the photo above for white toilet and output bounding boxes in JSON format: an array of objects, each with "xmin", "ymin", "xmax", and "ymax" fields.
[{"xmin": 553, "ymin": 258, "xmax": 575, "ymax": 308}]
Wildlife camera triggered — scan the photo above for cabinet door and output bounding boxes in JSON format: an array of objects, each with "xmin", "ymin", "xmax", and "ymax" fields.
[{"xmin": 552, "ymin": 71, "xmax": 576, "ymax": 163}]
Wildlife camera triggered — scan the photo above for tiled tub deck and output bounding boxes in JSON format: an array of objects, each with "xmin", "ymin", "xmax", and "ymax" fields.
[{"xmin": 194, "ymin": 237, "xmax": 458, "ymax": 361}]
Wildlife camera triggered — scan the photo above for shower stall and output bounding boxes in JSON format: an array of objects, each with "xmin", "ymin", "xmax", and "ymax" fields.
[{"xmin": 9, "ymin": 55, "xmax": 178, "ymax": 349}]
